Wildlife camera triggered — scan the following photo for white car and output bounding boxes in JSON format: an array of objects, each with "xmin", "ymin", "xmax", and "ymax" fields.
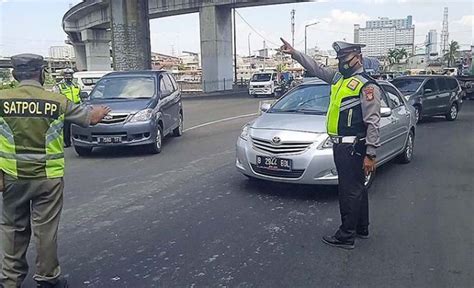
[
  {"xmin": 236, "ymin": 79, "xmax": 416, "ymax": 186},
  {"xmin": 248, "ymin": 72, "xmax": 278, "ymax": 97},
  {"xmin": 74, "ymin": 71, "xmax": 111, "ymax": 95}
]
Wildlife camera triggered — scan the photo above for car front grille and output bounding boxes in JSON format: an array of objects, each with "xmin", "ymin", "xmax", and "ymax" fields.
[
  {"xmin": 251, "ymin": 164, "xmax": 305, "ymax": 179},
  {"xmin": 100, "ymin": 114, "xmax": 129, "ymax": 124},
  {"xmin": 251, "ymin": 137, "xmax": 313, "ymax": 155}
]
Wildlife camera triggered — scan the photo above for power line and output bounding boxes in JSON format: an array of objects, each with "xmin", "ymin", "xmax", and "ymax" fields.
[{"xmin": 235, "ymin": 11, "xmax": 280, "ymax": 48}]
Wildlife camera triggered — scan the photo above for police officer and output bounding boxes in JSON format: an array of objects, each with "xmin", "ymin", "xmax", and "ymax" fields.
[
  {"xmin": 280, "ymin": 38, "xmax": 381, "ymax": 249},
  {"xmin": 53, "ymin": 68, "xmax": 81, "ymax": 147},
  {"xmin": 0, "ymin": 54, "xmax": 110, "ymax": 287}
]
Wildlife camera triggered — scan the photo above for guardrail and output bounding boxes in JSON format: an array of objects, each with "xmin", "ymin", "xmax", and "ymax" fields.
[{"xmin": 178, "ymin": 78, "xmax": 250, "ymax": 93}]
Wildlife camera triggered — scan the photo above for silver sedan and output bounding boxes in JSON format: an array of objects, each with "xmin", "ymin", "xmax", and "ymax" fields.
[{"xmin": 236, "ymin": 79, "xmax": 416, "ymax": 186}]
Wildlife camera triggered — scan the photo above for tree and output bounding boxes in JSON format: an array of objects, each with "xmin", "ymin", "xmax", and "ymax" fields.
[
  {"xmin": 387, "ymin": 49, "xmax": 398, "ymax": 65},
  {"xmin": 398, "ymin": 48, "xmax": 408, "ymax": 62},
  {"xmin": 444, "ymin": 40, "xmax": 460, "ymax": 67}
]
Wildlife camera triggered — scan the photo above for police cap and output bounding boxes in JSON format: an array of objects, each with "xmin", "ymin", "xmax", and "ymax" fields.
[
  {"xmin": 11, "ymin": 53, "xmax": 45, "ymax": 72},
  {"xmin": 332, "ymin": 41, "xmax": 366, "ymax": 58}
]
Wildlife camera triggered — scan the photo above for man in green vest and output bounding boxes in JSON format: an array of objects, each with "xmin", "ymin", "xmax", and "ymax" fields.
[
  {"xmin": 53, "ymin": 69, "xmax": 80, "ymax": 148},
  {"xmin": 281, "ymin": 38, "xmax": 381, "ymax": 250},
  {"xmin": 0, "ymin": 54, "xmax": 111, "ymax": 287}
]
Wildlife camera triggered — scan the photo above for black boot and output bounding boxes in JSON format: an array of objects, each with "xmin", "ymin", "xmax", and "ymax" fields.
[
  {"xmin": 36, "ymin": 278, "xmax": 68, "ymax": 288},
  {"xmin": 322, "ymin": 235, "xmax": 355, "ymax": 250},
  {"xmin": 356, "ymin": 229, "xmax": 369, "ymax": 239}
]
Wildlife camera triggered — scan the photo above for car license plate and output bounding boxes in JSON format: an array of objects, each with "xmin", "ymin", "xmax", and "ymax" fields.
[
  {"xmin": 98, "ymin": 136, "xmax": 122, "ymax": 144},
  {"xmin": 256, "ymin": 156, "xmax": 292, "ymax": 171}
]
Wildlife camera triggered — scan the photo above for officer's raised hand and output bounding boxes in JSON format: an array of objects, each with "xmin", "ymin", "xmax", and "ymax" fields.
[
  {"xmin": 280, "ymin": 38, "xmax": 295, "ymax": 55},
  {"xmin": 90, "ymin": 106, "xmax": 112, "ymax": 125}
]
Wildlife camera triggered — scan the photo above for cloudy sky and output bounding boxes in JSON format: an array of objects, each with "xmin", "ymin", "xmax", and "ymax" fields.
[{"xmin": 0, "ymin": 0, "xmax": 472, "ymax": 57}]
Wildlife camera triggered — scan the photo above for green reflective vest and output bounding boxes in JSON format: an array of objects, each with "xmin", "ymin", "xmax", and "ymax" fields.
[
  {"xmin": 58, "ymin": 82, "xmax": 80, "ymax": 104},
  {"xmin": 327, "ymin": 73, "xmax": 372, "ymax": 137},
  {"xmin": 0, "ymin": 83, "xmax": 68, "ymax": 179}
]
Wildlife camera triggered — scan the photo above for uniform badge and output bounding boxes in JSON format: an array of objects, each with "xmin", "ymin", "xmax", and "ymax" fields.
[
  {"xmin": 363, "ymin": 86, "xmax": 375, "ymax": 101},
  {"xmin": 347, "ymin": 79, "xmax": 360, "ymax": 90}
]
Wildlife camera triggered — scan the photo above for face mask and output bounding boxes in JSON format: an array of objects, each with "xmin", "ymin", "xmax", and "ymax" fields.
[{"xmin": 338, "ymin": 55, "xmax": 359, "ymax": 77}]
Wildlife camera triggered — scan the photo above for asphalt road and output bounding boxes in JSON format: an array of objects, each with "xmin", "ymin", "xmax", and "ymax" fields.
[{"xmin": 2, "ymin": 96, "xmax": 473, "ymax": 288}]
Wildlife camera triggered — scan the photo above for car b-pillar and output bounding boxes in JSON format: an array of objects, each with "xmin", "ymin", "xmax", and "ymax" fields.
[{"xmin": 110, "ymin": 0, "xmax": 152, "ymax": 70}]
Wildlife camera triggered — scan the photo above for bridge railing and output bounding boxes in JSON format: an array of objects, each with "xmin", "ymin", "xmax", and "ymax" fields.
[{"xmin": 178, "ymin": 78, "xmax": 250, "ymax": 93}]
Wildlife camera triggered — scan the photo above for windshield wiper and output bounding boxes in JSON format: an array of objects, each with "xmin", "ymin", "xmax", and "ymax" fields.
[{"xmin": 296, "ymin": 109, "xmax": 326, "ymax": 115}]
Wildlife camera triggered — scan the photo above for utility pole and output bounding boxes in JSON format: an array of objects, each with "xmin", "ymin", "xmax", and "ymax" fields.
[
  {"xmin": 248, "ymin": 33, "xmax": 251, "ymax": 57},
  {"xmin": 305, "ymin": 22, "xmax": 319, "ymax": 55},
  {"xmin": 441, "ymin": 7, "xmax": 449, "ymax": 58},
  {"xmin": 233, "ymin": 4, "xmax": 237, "ymax": 85},
  {"xmin": 291, "ymin": 9, "xmax": 295, "ymax": 48}
]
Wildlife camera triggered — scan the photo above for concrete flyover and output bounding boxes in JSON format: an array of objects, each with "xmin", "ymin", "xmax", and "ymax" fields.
[{"xmin": 63, "ymin": 0, "xmax": 310, "ymax": 92}]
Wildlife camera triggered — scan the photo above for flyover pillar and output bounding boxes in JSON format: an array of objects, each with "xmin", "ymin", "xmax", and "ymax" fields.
[
  {"xmin": 81, "ymin": 29, "xmax": 112, "ymax": 71},
  {"xmin": 199, "ymin": 5, "xmax": 234, "ymax": 92},
  {"xmin": 110, "ymin": 0, "xmax": 151, "ymax": 71},
  {"xmin": 72, "ymin": 42, "xmax": 87, "ymax": 71}
]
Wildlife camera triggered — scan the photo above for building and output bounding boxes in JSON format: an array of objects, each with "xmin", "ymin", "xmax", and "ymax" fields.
[
  {"xmin": 150, "ymin": 52, "xmax": 181, "ymax": 72},
  {"xmin": 354, "ymin": 16, "xmax": 415, "ymax": 58},
  {"xmin": 49, "ymin": 46, "xmax": 75, "ymax": 59},
  {"xmin": 425, "ymin": 30, "xmax": 438, "ymax": 56}
]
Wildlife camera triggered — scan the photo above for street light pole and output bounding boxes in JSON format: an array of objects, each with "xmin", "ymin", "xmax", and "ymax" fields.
[
  {"xmin": 248, "ymin": 33, "xmax": 251, "ymax": 57},
  {"xmin": 304, "ymin": 22, "xmax": 319, "ymax": 55}
]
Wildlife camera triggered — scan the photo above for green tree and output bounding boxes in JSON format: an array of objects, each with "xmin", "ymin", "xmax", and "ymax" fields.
[
  {"xmin": 387, "ymin": 49, "xmax": 399, "ymax": 65},
  {"xmin": 444, "ymin": 40, "xmax": 460, "ymax": 67},
  {"xmin": 397, "ymin": 48, "xmax": 408, "ymax": 62}
]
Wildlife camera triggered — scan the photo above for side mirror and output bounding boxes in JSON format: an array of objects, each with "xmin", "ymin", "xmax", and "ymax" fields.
[
  {"xmin": 380, "ymin": 107, "xmax": 392, "ymax": 117},
  {"xmin": 160, "ymin": 90, "xmax": 171, "ymax": 98},
  {"xmin": 79, "ymin": 91, "xmax": 89, "ymax": 100},
  {"xmin": 424, "ymin": 88, "xmax": 433, "ymax": 94},
  {"xmin": 260, "ymin": 102, "xmax": 272, "ymax": 113}
]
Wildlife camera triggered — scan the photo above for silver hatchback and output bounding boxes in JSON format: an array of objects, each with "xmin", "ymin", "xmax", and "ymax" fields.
[{"xmin": 236, "ymin": 80, "xmax": 416, "ymax": 185}]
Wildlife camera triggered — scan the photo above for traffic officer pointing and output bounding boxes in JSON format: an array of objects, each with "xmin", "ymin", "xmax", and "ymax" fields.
[
  {"xmin": 0, "ymin": 54, "xmax": 110, "ymax": 288},
  {"xmin": 280, "ymin": 38, "xmax": 381, "ymax": 249}
]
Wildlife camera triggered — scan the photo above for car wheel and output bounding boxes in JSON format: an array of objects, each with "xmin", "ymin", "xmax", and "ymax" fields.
[
  {"xmin": 173, "ymin": 113, "xmax": 183, "ymax": 137},
  {"xmin": 445, "ymin": 103, "xmax": 458, "ymax": 121},
  {"xmin": 414, "ymin": 106, "xmax": 421, "ymax": 123},
  {"xmin": 364, "ymin": 171, "xmax": 374, "ymax": 189},
  {"xmin": 148, "ymin": 125, "xmax": 163, "ymax": 154},
  {"xmin": 397, "ymin": 130, "xmax": 414, "ymax": 164},
  {"xmin": 74, "ymin": 146, "xmax": 92, "ymax": 157}
]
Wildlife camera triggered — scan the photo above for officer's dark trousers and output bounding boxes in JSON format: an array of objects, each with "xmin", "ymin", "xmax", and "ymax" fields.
[
  {"xmin": 64, "ymin": 121, "xmax": 71, "ymax": 147},
  {"xmin": 0, "ymin": 175, "xmax": 63, "ymax": 288},
  {"xmin": 333, "ymin": 142, "xmax": 369, "ymax": 242}
]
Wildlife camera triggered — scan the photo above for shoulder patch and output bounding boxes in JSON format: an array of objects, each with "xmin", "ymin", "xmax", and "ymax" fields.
[
  {"xmin": 362, "ymin": 86, "xmax": 375, "ymax": 101},
  {"xmin": 347, "ymin": 79, "xmax": 360, "ymax": 90}
]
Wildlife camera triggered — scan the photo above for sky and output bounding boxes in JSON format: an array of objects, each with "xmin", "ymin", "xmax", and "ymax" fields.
[{"xmin": 0, "ymin": 0, "xmax": 472, "ymax": 57}]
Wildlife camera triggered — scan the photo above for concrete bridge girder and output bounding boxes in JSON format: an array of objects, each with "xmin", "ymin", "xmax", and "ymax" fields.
[{"xmin": 63, "ymin": 0, "xmax": 310, "ymax": 91}]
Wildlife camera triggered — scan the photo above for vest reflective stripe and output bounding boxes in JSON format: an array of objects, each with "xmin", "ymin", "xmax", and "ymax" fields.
[
  {"xmin": 327, "ymin": 74, "xmax": 367, "ymax": 136},
  {"xmin": 59, "ymin": 83, "xmax": 80, "ymax": 104},
  {"xmin": 45, "ymin": 115, "xmax": 65, "ymax": 178},
  {"xmin": 0, "ymin": 117, "xmax": 17, "ymax": 177},
  {"xmin": 0, "ymin": 151, "xmax": 64, "ymax": 161}
]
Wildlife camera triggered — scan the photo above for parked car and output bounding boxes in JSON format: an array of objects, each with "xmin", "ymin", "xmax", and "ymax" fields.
[
  {"xmin": 249, "ymin": 72, "xmax": 279, "ymax": 97},
  {"xmin": 236, "ymin": 79, "xmax": 416, "ymax": 186},
  {"xmin": 73, "ymin": 71, "xmax": 111, "ymax": 95},
  {"xmin": 391, "ymin": 75, "xmax": 463, "ymax": 123},
  {"xmin": 72, "ymin": 70, "xmax": 183, "ymax": 156}
]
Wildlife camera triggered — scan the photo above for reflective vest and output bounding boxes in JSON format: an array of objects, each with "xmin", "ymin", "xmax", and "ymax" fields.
[
  {"xmin": 0, "ymin": 83, "xmax": 68, "ymax": 179},
  {"xmin": 326, "ymin": 73, "xmax": 375, "ymax": 137},
  {"xmin": 58, "ymin": 81, "xmax": 80, "ymax": 104}
]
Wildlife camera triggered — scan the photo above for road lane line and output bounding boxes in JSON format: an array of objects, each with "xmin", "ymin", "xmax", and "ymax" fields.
[{"xmin": 184, "ymin": 113, "xmax": 258, "ymax": 132}]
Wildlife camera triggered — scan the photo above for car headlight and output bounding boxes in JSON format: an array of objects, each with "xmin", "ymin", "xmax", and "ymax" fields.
[
  {"xmin": 240, "ymin": 124, "xmax": 250, "ymax": 140},
  {"xmin": 129, "ymin": 109, "xmax": 153, "ymax": 123},
  {"xmin": 318, "ymin": 136, "xmax": 333, "ymax": 149}
]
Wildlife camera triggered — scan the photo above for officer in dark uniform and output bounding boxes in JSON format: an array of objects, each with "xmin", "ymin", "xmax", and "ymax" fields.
[
  {"xmin": 280, "ymin": 38, "xmax": 381, "ymax": 249},
  {"xmin": 0, "ymin": 54, "xmax": 110, "ymax": 287}
]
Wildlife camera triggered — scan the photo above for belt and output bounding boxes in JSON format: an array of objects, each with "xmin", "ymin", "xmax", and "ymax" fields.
[{"xmin": 330, "ymin": 136, "xmax": 357, "ymax": 144}]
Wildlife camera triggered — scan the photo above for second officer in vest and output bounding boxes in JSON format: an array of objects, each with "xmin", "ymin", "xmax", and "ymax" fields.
[
  {"xmin": 281, "ymin": 38, "xmax": 381, "ymax": 249},
  {"xmin": 53, "ymin": 68, "xmax": 81, "ymax": 148}
]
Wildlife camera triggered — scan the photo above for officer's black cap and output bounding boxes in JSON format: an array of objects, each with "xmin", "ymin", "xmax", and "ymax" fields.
[
  {"xmin": 11, "ymin": 54, "xmax": 45, "ymax": 72},
  {"xmin": 333, "ymin": 41, "xmax": 366, "ymax": 59}
]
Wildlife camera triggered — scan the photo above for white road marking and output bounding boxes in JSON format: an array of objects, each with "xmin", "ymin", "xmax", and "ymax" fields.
[{"xmin": 184, "ymin": 113, "xmax": 258, "ymax": 132}]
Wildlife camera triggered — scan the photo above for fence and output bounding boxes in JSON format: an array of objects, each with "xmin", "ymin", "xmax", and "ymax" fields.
[{"xmin": 178, "ymin": 78, "xmax": 250, "ymax": 93}]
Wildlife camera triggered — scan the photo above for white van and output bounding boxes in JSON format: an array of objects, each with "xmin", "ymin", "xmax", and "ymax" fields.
[
  {"xmin": 74, "ymin": 71, "xmax": 111, "ymax": 94},
  {"xmin": 249, "ymin": 72, "xmax": 278, "ymax": 97}
]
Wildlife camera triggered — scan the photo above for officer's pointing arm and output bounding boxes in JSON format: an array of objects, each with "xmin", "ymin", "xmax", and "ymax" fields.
[
  {"xmin": 280, "ymin": 38, "xmax": 336, "ymax": 84},
  {"xmin": 64, "ymin": 101, "xmax": 111, "ymax": 127},
  {"xmin": 360, "ymin": 84, "xmax": 381, "ymax": 157}
]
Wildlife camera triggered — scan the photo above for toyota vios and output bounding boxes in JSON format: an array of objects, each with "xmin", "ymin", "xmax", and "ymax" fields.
[
  {"xmin": 72, "ymin": 71, "xmax": 183, "ymax": 156},
  {"xmin": 236, "ymin": 79, "xmax": 416, "ymax": 186}
]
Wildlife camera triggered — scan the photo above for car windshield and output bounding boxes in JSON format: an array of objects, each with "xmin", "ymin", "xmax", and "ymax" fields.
[
  {"xmin": 269, "ymin": 84, "xmax": 330, "ymax": 114},
  {"xmin": 391, "ymin": 78, "xmax": 424, "ymax": 95},
  {"xmin": 80, "ymin": 77, "xmax": 101, "ymax": 86},
  {"xmin": 251, "ymin": 73, "xmax": 272, "ymax": 82},
  {"xmin": 90, "ymin": 76, "xmax": 156, "ymax": 99}
]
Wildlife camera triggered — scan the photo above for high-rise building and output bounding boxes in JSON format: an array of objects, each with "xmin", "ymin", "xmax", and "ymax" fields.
[
  {"xmin": 49, "ymin": 46, "xmax": 75, "ymax": 59},
  {"xmin": 425, "ymin": 30, "xmax": 438, "ymax": 56},
  {"xmin": 354, "ymin": 16, "xmax": 415, "ymax": 58}
]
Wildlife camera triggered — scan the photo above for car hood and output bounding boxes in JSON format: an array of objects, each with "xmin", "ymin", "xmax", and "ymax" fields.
[
  {"xmin": 87, "ymin": 99, "xmax": 152, "ymax": 114},
  {"xmin": 251, "ymin": 112, "xmax": 327, "ymax": 133}
]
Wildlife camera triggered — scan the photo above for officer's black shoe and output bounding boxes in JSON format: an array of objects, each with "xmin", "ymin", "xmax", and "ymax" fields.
[
  {"xmin": 322, "ymin": 235, "xmax": 355, "ymax": 250},
  {"xmin": 36, "ymin": 278, "xmax": 69, "ymax": 288},
  {"xmin": 356, "ymin": 230, "xmax": 369, "ymax": 239}
]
